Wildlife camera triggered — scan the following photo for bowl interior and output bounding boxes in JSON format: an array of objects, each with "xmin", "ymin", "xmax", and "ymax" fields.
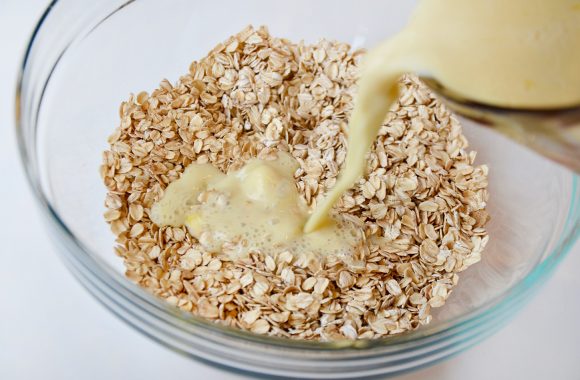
[{"xmin": 36, "ymin": 0, "xmax": 575, "ymax": 333}]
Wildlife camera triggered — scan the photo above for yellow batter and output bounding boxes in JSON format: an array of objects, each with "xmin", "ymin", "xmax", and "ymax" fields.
[
  {"xmin": 304, "ymin": 0, "xmax": 580, "ymax": 232},
  {"xmin": 153, "ymin": 0, "xmax": 580, "ymax": 254},
  {"xmin": 151, "ymin": 152, "xmax": 361, "ymax": 258}
]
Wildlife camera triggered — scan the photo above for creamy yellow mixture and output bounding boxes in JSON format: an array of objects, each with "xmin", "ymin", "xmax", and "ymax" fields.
[
  {"xmin": 151, "ymin": 152, "xmax": 361, "ymax": 257},
  {"xmin": 305, "ymin": 0, "xmax": 580, "ymax": 231},
  {"xmin": 154, "ymin": 0, "xmax": 580, "ymax": 254}
]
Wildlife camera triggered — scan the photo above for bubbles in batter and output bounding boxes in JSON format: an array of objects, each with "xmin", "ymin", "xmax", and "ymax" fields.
[{"xmin": 151, "ymin": 152, "xmax": 362, "ymax": 258}]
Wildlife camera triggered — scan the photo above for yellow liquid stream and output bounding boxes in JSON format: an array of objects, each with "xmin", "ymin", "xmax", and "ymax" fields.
[
  {"xmin": 304, "ymin": 0, "xmax": 580, "ymax": 232},
  {"xmin": 153, "ymin": 0, "xmax": 580, "ymax": 254}
]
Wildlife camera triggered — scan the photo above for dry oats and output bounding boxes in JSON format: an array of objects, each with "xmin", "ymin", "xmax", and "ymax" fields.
[{"xmin": 101, "ymin": 25, "xmax": 490, "ymax": 341}]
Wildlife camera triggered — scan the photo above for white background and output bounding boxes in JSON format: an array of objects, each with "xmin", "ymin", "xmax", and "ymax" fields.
[{"xmin": 1, "ymin": 1, "xmax": 579, "ymax": 379}]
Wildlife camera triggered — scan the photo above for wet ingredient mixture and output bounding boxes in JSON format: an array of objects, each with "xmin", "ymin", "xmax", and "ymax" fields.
[{"xmin": 151, "ymin": 152, "xmax": 361, "ymax": 258}]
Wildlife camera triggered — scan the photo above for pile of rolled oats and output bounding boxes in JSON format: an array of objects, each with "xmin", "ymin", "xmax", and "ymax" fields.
[{"xmin": 101, "ymin": 25, "xmax": 489, "ymax": 340}]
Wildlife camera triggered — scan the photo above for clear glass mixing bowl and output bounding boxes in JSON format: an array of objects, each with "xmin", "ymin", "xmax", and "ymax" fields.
[{"xmin": 16, "ymin": 1, "xmax": 580, "ymax": 378}]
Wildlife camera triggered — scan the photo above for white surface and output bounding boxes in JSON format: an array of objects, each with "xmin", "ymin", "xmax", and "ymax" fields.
[{"xmin": 0, "ymin": 1, "xmax": 579, "ymax": 379}]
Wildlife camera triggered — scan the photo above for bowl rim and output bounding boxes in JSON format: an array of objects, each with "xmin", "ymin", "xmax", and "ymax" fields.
[{"xmin": 15, "ymin": 0, "xmax": 580, "ymax": 353}]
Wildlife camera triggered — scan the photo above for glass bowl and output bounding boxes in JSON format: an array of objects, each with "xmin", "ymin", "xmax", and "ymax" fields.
[{"xmin": 16, "ymin": 0, "xmax": 579, "ymax": 378}]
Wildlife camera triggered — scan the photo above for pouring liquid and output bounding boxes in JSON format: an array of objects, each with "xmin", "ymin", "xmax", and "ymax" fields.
[{"xmin": 305, "ymin": 0, "xmax": 580, "ymax": 232}]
